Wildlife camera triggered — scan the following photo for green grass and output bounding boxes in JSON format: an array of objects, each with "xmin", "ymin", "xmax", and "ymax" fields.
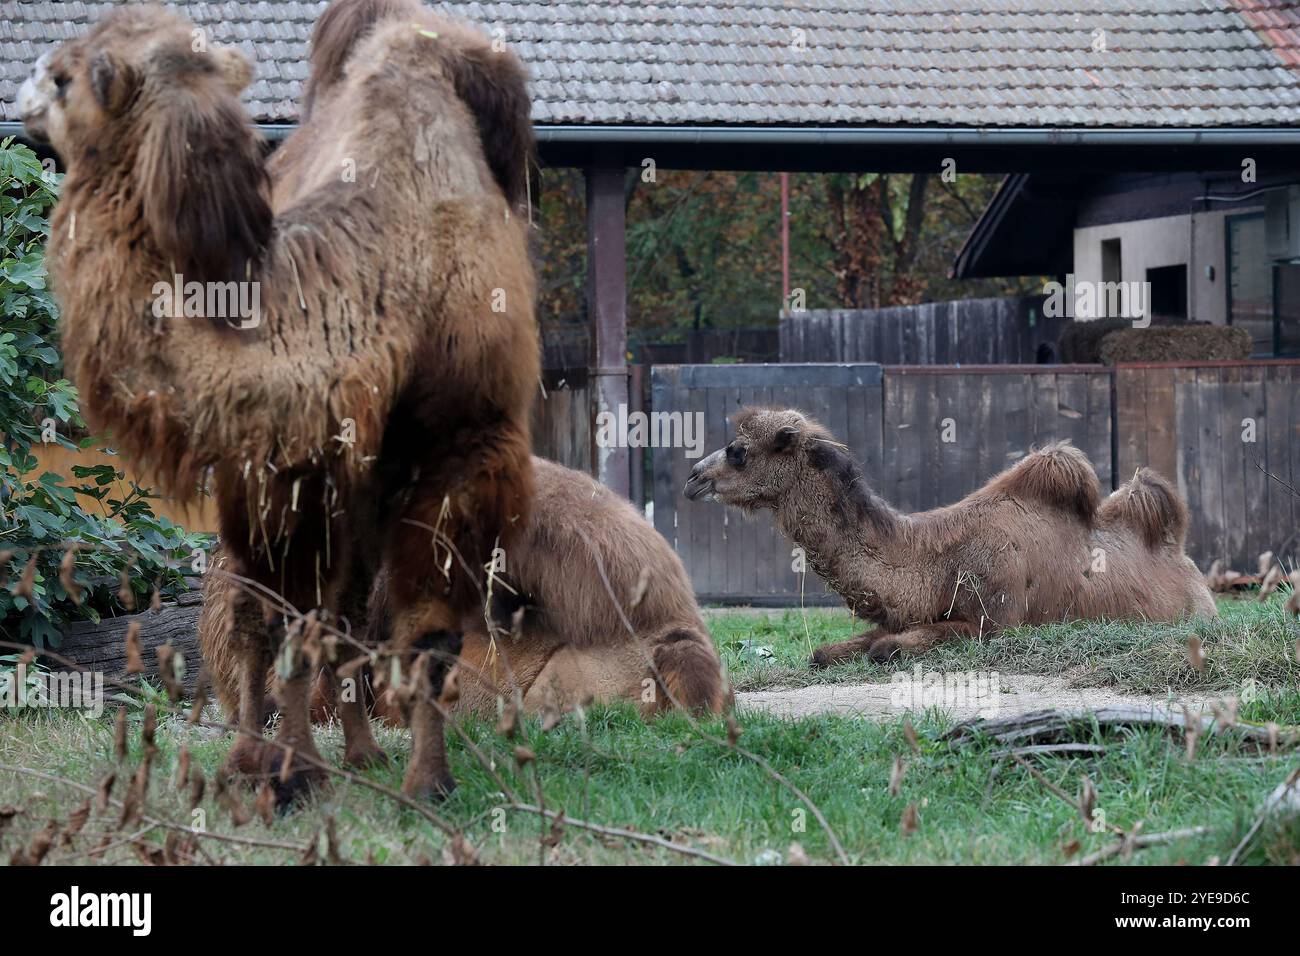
[
  {"xmin": 2, "ymin": 594, "xmax": 1296, "ymax": 866},
  {"xmin": 1, "ymin": 693, "xmax": 1296, "ymax": 865},
  {"xmin": 715, "ymin": 594, "xmax": 1300, "ymax": 696}
]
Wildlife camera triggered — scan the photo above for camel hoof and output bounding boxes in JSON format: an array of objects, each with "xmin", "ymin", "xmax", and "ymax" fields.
[
  {"xmin": 342, "ymin": 746, "xmax": 390, "ymax": 771},
  {"xmin": 866, "ymin": 639, "xmax": 901, "ymax": 664},
  {"xmin": 401, "ymin": 771, "xmax": 457, "ymax": 804},
  {"xmin": 809, "ymin": 649, "xmax": 831, "ymax": 669},
  {"xmin": 221, "ymin": 736, "xmax": 270, "ymax": 782},
  {"xmin": 261, "ymin": 749, "xmax": 329, "ymax": 810}
]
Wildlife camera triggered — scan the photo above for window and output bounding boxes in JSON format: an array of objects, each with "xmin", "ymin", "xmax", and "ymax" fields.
[
  {"xmin": 1226, "ymin": 213, "xmax": 1271, "ymax": 354},
  {"xmin": 1101, "ymin": 238, "xmax": 1122, "ymax": 284},
  {"xmin": 1146, "ymin": 264, "xmax": 1187, "ymax": 322}
]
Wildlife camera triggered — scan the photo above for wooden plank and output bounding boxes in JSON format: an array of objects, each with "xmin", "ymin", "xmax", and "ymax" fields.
[
  {"xmin": 1287, "ymin": 365, "xmax": 1300, "ymax": 559},
  {"xmin": 1236, "ymin": 366, "xmax": 1268, "ymax": 564},
  {"xmin": 1196, "ymin": 367, "xmax": 1226, "ymax": 569},
  {"xmin": 1087, "ymin": 369, "xmax": 1114, "ymax": 488},
  {"xmin": 703, "ymin": 386, "xmax": 729, "ymax": 599},
  {"xmin": 1173, "ymin": 368, "xmax": 1205, "ymax": 567},
  {"xmin": 650, "ymin": 367, "xmax": 677, "ymax": 548},
  {"xmin": 885, "ymin": 373, "xmax": 915, "ymax": 512},
  {"xmin": 1145, "ymin": 368, "xmax": 1178, "ymax": 484},
  {"xmin": 1056, "ymin": 371, "xmax": 1090, "ymax": 451},
  {"xmin": 1262, "ymin": 366, "xmax": 1292, "ymax": 559},
  {"xmin": 975, "ymin": 372, "xmax": 998, "ymax": 486},
  {"xmin": 1219, "ymin": 366, "xmax": 1249, "ymax": 568},
  {"xmin": 948, "ymin": 373, "xmax": 979, "ymax": 504},
  {"xmin": 1114, "ymin": 367, "xmax": 1147, "ymax": 479},
  {"xmin": 931, "ymin": 371, "xmax": 961, "ymax": 510},
  {"xmin": 999, "ymin": 370, "xmax": 1031, "ymax": 472},
  {"xmin": 1030, "ymin": 369, "xmax": 1058, "ymax": 443}
]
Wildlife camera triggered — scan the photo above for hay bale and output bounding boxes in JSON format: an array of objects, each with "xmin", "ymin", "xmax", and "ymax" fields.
[
  {"xmin": 1099, "ymin": 325, "xmax": 1253, "ymax": 365},
  {"xmin": 1056, "ymin": 318, "xmax": 1131, "ymax": 363}
]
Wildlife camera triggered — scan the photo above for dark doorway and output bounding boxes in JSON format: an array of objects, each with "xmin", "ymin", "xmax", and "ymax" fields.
[
  {"xmin": 1276, "ymin": 263, "xmax": 1300, "ymax": 358},
  {"xmin": 1146, "ymin": 263, "xmax": 1188, "ymax": 322}
]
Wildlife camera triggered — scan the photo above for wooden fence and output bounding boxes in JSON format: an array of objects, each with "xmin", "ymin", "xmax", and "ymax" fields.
[
  {"xmin": 1115, "ymin": 361, "xmax": 1300, "ymax": 571},
  {"xmin": 880, "ymin": 365, "xmax": 1113, "ymax": 515},
  {"xmin": 652, "ymin": 364, "xmax": 883, "ymax": 604},
  {"xmin": 531, "ymin": 368, "xmax": 591, "ymax": 475},
  {"xmin": 651, "ymin": 360, "xmax": 1300, "ymax": 604},
  {"xmin": 780, "ymin": 296, "xmax": 1067, "ymax": 366}
]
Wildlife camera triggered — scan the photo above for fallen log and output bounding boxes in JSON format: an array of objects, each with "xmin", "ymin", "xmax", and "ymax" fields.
[
  {"xmin": 46, "ymin": 589, "xmax": 203, "ymax": 695},
  {"xmin": 944, "ymin": 706, "xmax": 1299, "ymax": 751}
]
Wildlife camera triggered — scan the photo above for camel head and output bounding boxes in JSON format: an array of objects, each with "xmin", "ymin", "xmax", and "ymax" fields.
[
  {"xmin": 20, "ymin": 6, "xmax": 269, "ymax": 285},
  {"xmin": 685, "ymin": 407, "xmax": 851, "ymax": 512}
]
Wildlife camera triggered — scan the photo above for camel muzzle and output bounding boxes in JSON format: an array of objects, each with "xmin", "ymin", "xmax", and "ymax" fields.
[
  {"xmin": 683, "ymin": 450, "xmax": 723, "ymax": 501},
  {"xmin": 18, "ymin": 54, "xmax": 53, "ymax": 143}
]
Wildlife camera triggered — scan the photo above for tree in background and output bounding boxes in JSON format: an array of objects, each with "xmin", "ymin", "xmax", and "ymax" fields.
[
  {"xmin": 0, "ymin": 139, "xmax": 208, "ymax": 649},
  {"xmin": 534, "ymin": 166, "xmax": 1032, "ymax": 351}
]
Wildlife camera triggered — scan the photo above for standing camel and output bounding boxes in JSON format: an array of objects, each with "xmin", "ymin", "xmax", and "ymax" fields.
[
  {"xmin": 19, "ymin": 0, "xmax": 539, "ymax": 802},
  {"xmin": 684, "ymin": 408, "xmax": 1216, "ymax": 665}
]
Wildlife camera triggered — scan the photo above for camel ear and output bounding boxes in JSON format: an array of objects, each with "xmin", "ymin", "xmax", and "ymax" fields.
[
  {"xmin": 90, "ymin": 52, "xmax": 137, "ymax": 115},
  {"xmin": 210, "ymin": 45, "xmax": 255, "ymax": 94},
  {"xmin": 773, "ymin": 425, "xmax": 801, "ymax": 453}
]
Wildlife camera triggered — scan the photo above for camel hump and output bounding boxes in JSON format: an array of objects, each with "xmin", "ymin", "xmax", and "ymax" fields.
[
  {"xmin": 991, "ymin": 440, "xmax": 1100, "ymax": 524},
  {"xmin": 358, "ymin": 1, "xmax": 535, "ymax": 208},
  {"xmin": 1099, "ymin": 467, "xmax": 1189, "ymax": 548}
]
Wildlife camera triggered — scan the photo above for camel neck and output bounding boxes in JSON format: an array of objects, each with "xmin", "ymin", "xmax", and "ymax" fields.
[{"xmin": 774, "ymin": 457, "xmax": 900, "ymax": 616}]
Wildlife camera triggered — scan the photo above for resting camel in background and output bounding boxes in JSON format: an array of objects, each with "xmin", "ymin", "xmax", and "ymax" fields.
[
  {"xmin": 20, "ymin": 0, "xmax": 539, "ymax": 801},
  {"xmin": 685, "ymin": 407, "xmax": 1216, "ymax": 666},
  {"xmin": 200, "ymin": 457, "xmax": 731, "ymax": 738}
]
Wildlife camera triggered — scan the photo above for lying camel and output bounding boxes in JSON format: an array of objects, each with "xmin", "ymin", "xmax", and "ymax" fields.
[
  {"xmin": 684, "ymin": 407, "xmax": 1216, "ymax": 666},
  {"xmin": 201, "ymin": 457, "xmax": 730, "ymax": 745}
]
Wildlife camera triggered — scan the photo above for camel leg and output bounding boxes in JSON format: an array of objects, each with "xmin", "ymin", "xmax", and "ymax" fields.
[
  {"xmin": 220, "ymin": 592, "xmax": 273, "ymax": 778},
  {"xmin": 392, "ymin": 616, "xmax": 461, "ymax": 801},
  {"xmin": 262, "ymin": 620, "xmax": 331, "ymax": 808},
  {"xmin": 809, "ymin": 628, "xmax": 889, "ymax": 668},
  {"xmin": 329, "ymin": 555, "xmax": 388, "ymax": 769},
  {"xmin": 324, "ymin": 664, "xmax": 388, "ymax": 769},
  {"xmin": 862, "ymin": 621, "xmax": 983, "ymax": 663},
  {"xmin": 381, "ymin": 415, "xmax": 533, "ymax": 799}
]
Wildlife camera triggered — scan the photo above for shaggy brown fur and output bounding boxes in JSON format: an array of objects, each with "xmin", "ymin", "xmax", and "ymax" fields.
[
  {"xmin": 685, "ymin": 407, "xmax": 1216, "ymax": 665},
  {"xmin": 200, "ymin": 457, "xmax": 731, "ymax": 729},
  {"xmin": 22, "ymin": 0, "xmax": 540, "ymax": 801}
]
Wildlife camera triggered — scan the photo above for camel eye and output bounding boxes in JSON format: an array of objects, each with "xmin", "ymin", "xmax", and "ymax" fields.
[
  {"xmin": 53, "ymin": 73, "xmax": 71, "ymax": 94},
  {"xmin": 725, "ymin": 442, "xmax": 746, "ymax": 468}
]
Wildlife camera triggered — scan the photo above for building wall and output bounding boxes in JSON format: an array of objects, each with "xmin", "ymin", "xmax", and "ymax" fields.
[{"xmin": 1071, "ymin": 206, "xmax": 1264, "ymax": 325}]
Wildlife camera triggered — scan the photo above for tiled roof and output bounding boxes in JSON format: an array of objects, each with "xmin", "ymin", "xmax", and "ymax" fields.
[{"xmin": 3, "ymin": 1, "xmax": 1300, "ymax": 127}]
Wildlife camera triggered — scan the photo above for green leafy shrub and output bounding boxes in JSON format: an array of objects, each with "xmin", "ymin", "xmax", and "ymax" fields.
[{"xmin": 1, "ymin": 137, "xmax": 210, "ymax": 649}]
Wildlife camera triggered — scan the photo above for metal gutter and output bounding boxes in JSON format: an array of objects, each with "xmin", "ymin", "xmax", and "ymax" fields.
[
  {"xmin": 534, "ymin": 124, "xmax": 1300, "ymax": 147},
  {"xmin": 7, "ymin": 120, "xmax": 1300, "ymax": 147}
]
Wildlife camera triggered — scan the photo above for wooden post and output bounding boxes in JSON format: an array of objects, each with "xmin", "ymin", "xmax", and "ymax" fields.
[{"xmin": 585, "ymin": 162, "xmax": 630, "ymax": 497}]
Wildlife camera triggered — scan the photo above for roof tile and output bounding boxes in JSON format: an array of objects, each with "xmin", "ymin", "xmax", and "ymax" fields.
[{"xmin": 2, "ymin": 1, "xmax": 1299, "ymax": 126}]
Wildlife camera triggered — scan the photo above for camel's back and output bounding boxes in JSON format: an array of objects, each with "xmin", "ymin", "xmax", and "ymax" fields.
[{"xmin": 516, "ymin": 458, "xmax": 705, "ymax": 646}]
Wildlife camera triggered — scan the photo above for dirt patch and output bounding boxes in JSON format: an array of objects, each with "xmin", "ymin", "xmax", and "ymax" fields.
[{"xmin": 736, "ymin": 674, "xmax": 1222, "ymax": 722}]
